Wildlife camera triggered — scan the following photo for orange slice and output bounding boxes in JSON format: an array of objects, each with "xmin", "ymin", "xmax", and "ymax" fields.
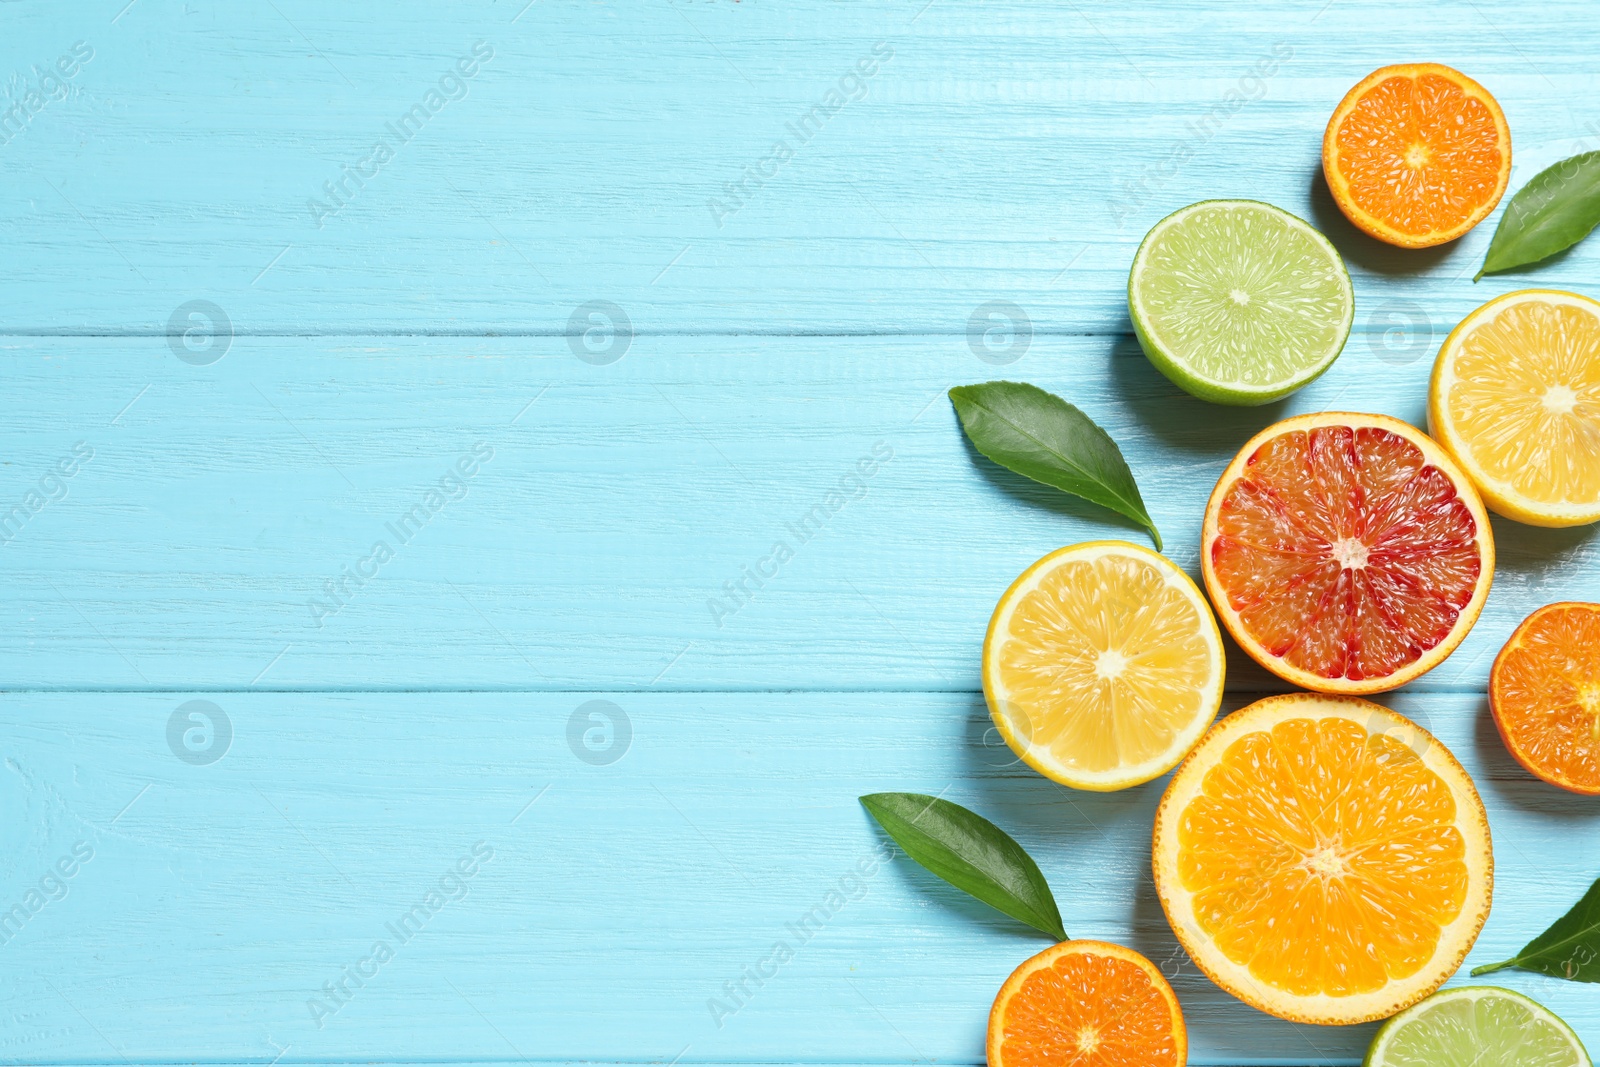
[
  {"xmin": 988, "ymin": 940, "xmax": 1186, "ymax": 1067},
  {"xmin": 1323, "ymin": 64, "xmax": 1510, "ymax": 248},
  {"xmin": 1490, "ymin": 602, "xmax": 1600, "ymax": 795},
  {"xmin": 1153, "ymin": 694, "xmax": 1494, "ymax": 1025},
  {"xmin": 1202, "ymin": 412, "xmax": 1494, "ymax": 694}
]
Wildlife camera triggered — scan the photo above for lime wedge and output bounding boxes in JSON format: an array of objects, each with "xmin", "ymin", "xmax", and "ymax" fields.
[
  {"xmin": 1364, "ymin": 987, "xmax": 1592, "ymax": 1067},
  {"xmin": 1128, "ymin": 200, "xmax": 1353, "ymax": 406}
]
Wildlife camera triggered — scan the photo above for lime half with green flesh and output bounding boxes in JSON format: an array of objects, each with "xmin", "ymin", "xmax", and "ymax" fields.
[
  {"xmin": 1128, "ymin": 200, "xmax": 1353, "ymax": 405},
  {"xmin": 1365, "ymin": 987, "xmax": 1592, "ymax": 1067}
]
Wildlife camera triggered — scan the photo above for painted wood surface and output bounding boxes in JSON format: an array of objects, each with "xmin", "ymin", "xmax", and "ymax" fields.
[
  {"xmin": 2, "ymin": 1, "xmax": 1599, "ymax": 1065},
  {"xmin": 2, "ymin": 335, "xmax": 1595, "ymax": 693},
  {"xmin": 1, "ymin": 691, "xmax": 1597, "ymax": 1067},
  {"xmin": 1, "ymin": 0, "xmax": 1600, "ymax": 333}
]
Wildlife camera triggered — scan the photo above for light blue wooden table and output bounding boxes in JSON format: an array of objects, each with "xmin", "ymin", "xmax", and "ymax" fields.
[{"xmin": 3, "ymin": 2, "xmax": 1598, "ymax": 1064}]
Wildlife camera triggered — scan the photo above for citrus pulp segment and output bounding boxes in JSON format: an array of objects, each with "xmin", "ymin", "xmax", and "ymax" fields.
[
  {"xmin": 1363, "ymin": 986, "xmax": 1591, "ymax": 1067},
  {"xmin": 1430, "ymin": 289, "xmax": 1600, "ymax": 527},
  {"xmin": 1323, "ymin": 63, "xmax": 1511, "ymax": 248},
  {"xmin": 1153, "ymin": 694, "xmax": 1494, "ymax": 1026},
  {"xmin": 1490, "ymin": 602, "xmax": 1600, "ymax": 795},
  {"xmin": 988, "ymin": 940, "xmax": 1186, "ymax": 1067},
  {"xmin": 1202, "ymin": 412, "xmax": 1494, "ymax": 694},
  {"xmin": 982, "ymin": 541, "xmax": 1225, "ymax": 791},
  {"xmin": 1128, "ymin": 200, "xmax": 1353, "ymax": 405}
]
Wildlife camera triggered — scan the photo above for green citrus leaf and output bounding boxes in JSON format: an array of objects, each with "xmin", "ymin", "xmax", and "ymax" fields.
[
  {"xmin": 1471, "ymin": 876, "xmax": 1600, "ymax": 982},
  {"xmin": 860, "ymin": 792, "xmax": 1066, "ymax": 941},
  {"xmin": 1478, "ymin": 151, "xmax": 1600, "ymax": 280},
  {"xmin": 948, "ymin": 381, "xmax": 1161, "ymax": 549}
]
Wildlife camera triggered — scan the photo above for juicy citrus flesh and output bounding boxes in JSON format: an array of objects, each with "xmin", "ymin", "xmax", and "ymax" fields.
[
  {"xmin": 1365, "ymin": 986, "xmax": 1592, "ymax": 1067},
  {"xmin": 1129, "ymin": 201, "xmax": 1352, "ymax": 403},
  {"xmin": 1154, "ymin": 695, "xmax": 1493, "ymax": 1025},
  {"xmin": 1205, "ymin": 414, "xmax": 1490, "ymax": 692},
  {"xmin": 1491, "ymin": 603, "xmax": 1600, "ymax": 795},
  {"xmin": 988, "ymin": 941, "xmax": 1185, "ymax": 1067},
  {"xmin": 1324, "ymin": 64, "xmax": 1509, "ymax": 247},
  {"xmin": 1431, "ymin": 291, "xmax": 1600, "ymax": 526},
  {"xmin": 984, "ymin": 542, "xmax": 1225, "ymax": 790}
]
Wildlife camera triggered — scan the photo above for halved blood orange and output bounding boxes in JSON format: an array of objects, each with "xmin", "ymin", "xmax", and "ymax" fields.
[
  {"xmin": 1490, "ymin": 602, "xmax": 1600, "ymax": 795},
  {"xmin": 1202, "ymin": 413, "xmax": 1494, "ymax": 694},
  {"xmin": 1323, "ymin": 64, "xmax": 1511, "ymax": 248},
  {"xmin": 988, "ymin": 940, "xmax": 1186, "ymax": 1067}
]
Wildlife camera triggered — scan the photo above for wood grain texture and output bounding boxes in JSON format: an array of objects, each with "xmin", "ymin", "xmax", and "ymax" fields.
[
  {"xmin": 2, "ymin": 0, "xmax": 1600, "ymax": 332},
  {"xmin": 1, "ymin": 690, "xmax": 1596, "ymax": 1066},
  {"xmin": 5, "ymin": 2, "xmax": 1600, "ymax": 1065},
  {"xmin": 1, "ymin": 335, "xmax": 1592, "ymax": 692}
]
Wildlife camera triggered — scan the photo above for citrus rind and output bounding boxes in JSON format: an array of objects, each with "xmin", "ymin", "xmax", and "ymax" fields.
[
  {"xmin": 1429, "ymin": 289, "xmax": 1600, "ymax": 528},
  {"xmin": 1201, "ymin": 411, "xmax": 1495, "ymax": 695},
  {"xmin": 1323, "ymin": 63, "xmax": 1511, "ymax": 249},
  {"xmin": 982, "ymin": 541, "xmax": 1226, "ymax": 791},
  {"xmin": 1153, "ymin": 694, "xmax": 1494, "ymax": 1026}
]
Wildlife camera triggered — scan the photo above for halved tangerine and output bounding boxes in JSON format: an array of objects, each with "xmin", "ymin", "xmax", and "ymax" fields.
[
  {"xmin": 1323, "ymin": 64, "xmax": 1511, "ymax": 248},
  {"xmin": 1201, "ymin": 413, "xmax": 1494, "ymax": 694},
  {"xmin": 987, "ymin": 940, "xmax": 1186, "ymax": 1067},
  {"xmin": 1490, "ymin": 602, "xmax": 1600, "ymax": 795}
]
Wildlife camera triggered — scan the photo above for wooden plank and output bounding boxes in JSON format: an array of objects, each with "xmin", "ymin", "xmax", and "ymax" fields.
[
  {"xmin": 1, "ymin": 689, "xmax": 1594, "ymax": 1066},
  {"xmin": 3, "ymin": 0, "xmax": 1600, "ymax": 332},
  {"xmin": 1, "ymin": 335, "xmax": 1589, "ymax": 691}
]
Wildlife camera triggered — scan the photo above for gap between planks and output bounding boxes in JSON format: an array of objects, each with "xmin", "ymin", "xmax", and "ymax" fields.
[
  {"xmin": 0, "ymin": 327, "xmax": 1441, "ymax": 340},
  {"xmin": 0, "ymin": 685, "xmax": 1489, "ymax": 695}
]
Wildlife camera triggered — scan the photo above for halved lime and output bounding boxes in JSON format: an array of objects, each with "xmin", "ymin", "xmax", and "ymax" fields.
[
  {"xmin": 1128, "ymin": 200, "xmax": 1353, "ymax": 406},
  {"xmin": 1365, "ymin": 987, "xmax": 1592, "ymax": 1067}
]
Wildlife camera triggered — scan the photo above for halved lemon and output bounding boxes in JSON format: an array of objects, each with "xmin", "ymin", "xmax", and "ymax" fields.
[
  {"xmin": 1153, "ymin": 693, "xmax": 1493, "ymax": 1026},
  {"xmin": 1430, "ymin": 289, "xmax": 1600, "ymax": 527},
  {"xmin": 982, "ymin": 541, "xmax": 1225, "ymax": 791}
]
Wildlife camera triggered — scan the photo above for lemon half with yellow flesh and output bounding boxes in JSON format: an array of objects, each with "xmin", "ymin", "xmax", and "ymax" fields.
[
  {"xmin": 1430, "ymin": 289, "xmax": 1600, "ymax": 527},
  {"xmin": 982, "ymin": 542, "xmax": 1225, "ymax": 791}
]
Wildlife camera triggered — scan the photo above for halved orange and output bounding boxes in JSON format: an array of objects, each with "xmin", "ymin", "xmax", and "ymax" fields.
[
  {"xmin": 1202, "ymin": 412, "xmax": 1494, "ymax": 694},
  {"xmin": 988, "ymin": 940, "xmax": 1186, "ymax": 1067},
  {"xmin": 1323, "ymin": 64, "xmax": 1511, "ymax": 248},
  {"xmin": 1490, "ymin": 602, "xmax": 1600, "ymax": 795},
  {"xmin": 1153, "ymin": 693, "xmax": 1494, "ymax": 1025}
]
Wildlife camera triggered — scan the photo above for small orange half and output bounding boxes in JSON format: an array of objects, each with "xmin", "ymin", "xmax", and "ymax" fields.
[
  {"xmin": 1490, "ymin": 602, "xmax": 1600, "ymax": 795},
  {"xmin": 1323, "ymin": 64, "xmax": 1510, "ymax": 248},
  {"xmin": 988, "ymin": 940, "xmax": 1186, "ymax": 1067}
]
